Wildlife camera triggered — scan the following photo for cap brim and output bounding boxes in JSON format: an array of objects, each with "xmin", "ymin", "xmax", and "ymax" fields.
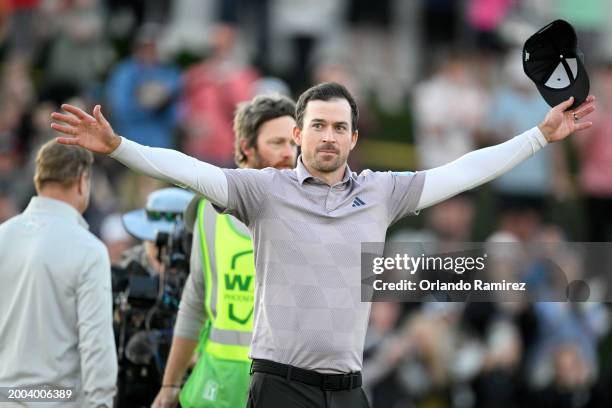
[
  {"xmin": 122, "ymin": 209, "xmax": 178, "ymax": 241},
  {"xmin": 537, "ymin": 57, "xmax": 590, "ymax": 110}
]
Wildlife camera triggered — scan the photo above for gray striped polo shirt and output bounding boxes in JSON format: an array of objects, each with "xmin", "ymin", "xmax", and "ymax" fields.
[{"xmin": 220, "ymin": 157, "xmax": 425, "ymax": 374}]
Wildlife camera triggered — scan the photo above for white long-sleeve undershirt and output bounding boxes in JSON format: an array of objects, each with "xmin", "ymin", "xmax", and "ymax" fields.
[
  {"xmin": 109, "ymin": 126, "xmax": 548, "ymax": 211},
  {"xmin": 109, "ymin": 139, "xmax": 229, "ymax": 207},
  {"xmin": 415, "ymin": 126, "xmax": 548, "ymax": 210}
]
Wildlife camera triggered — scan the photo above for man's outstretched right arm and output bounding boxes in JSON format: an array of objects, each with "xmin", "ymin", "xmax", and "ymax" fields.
[
  {"xmin": 109, "ymin": 137, "xmax": 228, "ymax": 207},
  {"xmin": 51, "ymin": 104, "xmax": 229, "ymax": 207}
]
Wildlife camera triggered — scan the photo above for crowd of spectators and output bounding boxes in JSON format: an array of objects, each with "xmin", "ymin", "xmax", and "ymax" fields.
[{"xmin": 1, "ymin": 1, "xmax": 611, "ymax": 407}]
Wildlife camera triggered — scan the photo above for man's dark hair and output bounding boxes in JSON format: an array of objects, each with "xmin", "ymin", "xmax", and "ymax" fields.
[
  {"xmin": 233, "ymin": 94, "xmax": 296, "ymax": 167},
  {"xmin": 295, "ymin": 82, "xmax": 359, "ymax": 132}
]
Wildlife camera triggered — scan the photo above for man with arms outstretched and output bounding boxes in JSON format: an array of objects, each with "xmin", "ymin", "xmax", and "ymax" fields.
[
  {"xmin": 51, "ymin": 82, "xmax": 595, "ymax": 408},
  {"xmin": 152, "ymin": 94, "xmax": 297, "ymax": 408}
]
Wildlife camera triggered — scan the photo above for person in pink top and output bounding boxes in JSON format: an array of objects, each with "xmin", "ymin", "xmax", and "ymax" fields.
[{"xmin": 180, "ymin": 23, "xmax": 259, "ymax": 167}]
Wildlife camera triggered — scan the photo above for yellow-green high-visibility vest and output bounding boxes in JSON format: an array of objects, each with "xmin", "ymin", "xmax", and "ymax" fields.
[{"xmin": 179, "ymin": 199, "xmax": 255, "ymax": 408}]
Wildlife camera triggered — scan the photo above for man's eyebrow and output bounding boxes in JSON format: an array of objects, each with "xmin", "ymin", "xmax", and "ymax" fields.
[{"xmin": 310, "ymin": 119, "xmax": 349, "ymax": 126}]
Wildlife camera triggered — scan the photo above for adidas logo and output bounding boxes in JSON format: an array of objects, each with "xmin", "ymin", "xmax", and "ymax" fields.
[{"xmin": 352, "ymin": 197, "xmax": 366, "ymax": 207}]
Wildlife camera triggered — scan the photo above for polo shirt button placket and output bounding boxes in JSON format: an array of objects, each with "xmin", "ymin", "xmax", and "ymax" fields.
[
  {"xmin": 328, "ymin": 184, "xmax": 345, "ymax": 212},
  {"xmin": 325, "ymin": 186, "xmax": 334, "ymax": 213}
]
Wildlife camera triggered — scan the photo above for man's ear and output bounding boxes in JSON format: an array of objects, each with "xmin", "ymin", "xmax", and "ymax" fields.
[
  {"xmin": 77, "ymin": 172, "xmax": 88, "ymax": 195},
  {"xmin": 350, "ymin": 130, "xmax": 359, "ymax": 150},
  {"xmin": 292, "ymin": 126, "xmax": 302, "ymax": 146},
  {"xmin": 240, "ymin": 139, "xmax": 255, "ymax": 161}
]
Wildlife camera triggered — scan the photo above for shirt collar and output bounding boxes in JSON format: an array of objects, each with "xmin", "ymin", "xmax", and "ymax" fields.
[
  {"xmin": 25, "ymin": 196, "xmax": 89, "ymax": 229},
  {"xmin": 295, "ymin": 155, "xmax": 359, "ymax": 186}
]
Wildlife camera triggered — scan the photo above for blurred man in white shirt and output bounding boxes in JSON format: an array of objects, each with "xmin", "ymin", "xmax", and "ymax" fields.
[{"xmin": 0, "ymin": 140, "xmax": 118, "ymax": 407}]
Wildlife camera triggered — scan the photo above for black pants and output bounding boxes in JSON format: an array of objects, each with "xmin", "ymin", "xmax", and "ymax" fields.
[{"xmin": 247, "ymin": 372, "xmax": 371, "ymax": 408}]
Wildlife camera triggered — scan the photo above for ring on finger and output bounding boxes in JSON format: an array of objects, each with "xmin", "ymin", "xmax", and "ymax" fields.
[{"xmin": 573, "ymin": 111, "xmax": 579, "ymax": 121}]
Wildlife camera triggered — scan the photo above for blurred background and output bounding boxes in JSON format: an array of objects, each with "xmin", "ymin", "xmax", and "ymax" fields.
[{"xmin": 1, "ymin": 0, "xmax": 611, "ymax": 406}]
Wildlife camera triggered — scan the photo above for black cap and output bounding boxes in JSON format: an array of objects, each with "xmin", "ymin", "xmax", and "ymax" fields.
[{"xmin": 523, "ymin": 20, "xmax": 589, "ymax": 110}]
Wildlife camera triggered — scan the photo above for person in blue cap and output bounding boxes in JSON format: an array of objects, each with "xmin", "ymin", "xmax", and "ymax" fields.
[{"xmin": 120, "ymin": 187, "xmax": 195, "ymax": 276}]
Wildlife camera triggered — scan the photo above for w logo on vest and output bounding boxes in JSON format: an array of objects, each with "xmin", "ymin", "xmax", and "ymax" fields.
[{"xmin": 224, "ymin": 274, "xmax": 252, "ymax": 291}]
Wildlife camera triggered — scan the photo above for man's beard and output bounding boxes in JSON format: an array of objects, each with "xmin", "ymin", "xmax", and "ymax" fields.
[
  {"xmin": 310, "ymin": 143, "xmax": 346, "ymax": 173},
  {"xmin": 253, "ymin": 151, "xmax": 294, "ymax": 170}
]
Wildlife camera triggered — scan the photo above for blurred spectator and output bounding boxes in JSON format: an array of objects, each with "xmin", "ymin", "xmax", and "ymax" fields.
[
  {"xmin": 1, "ymin": 55, "xmax": 35, "ymax": 112},
  {"xmin": 44, "ymin": 0, "xmax": 115, "ymax": 93},
  {"xmin": 106, "ymin": 23, "xmax": 180, "ymax": 148},
  {"xmin": 161, "ymin": 0, "xmax": 217, "ymax": 58},
  {"xmin": 531, "ymin": 343, "xmax": 592, "ymax": 407},
  {"xmin": 422, "ymin": 0, "xmax": 461, "ymax": 68},
  {"xmin": 312, "ymin": 58, "xmax": 357, "ymax": 95},
  {"xmin": 268, "ymin": 0, "xmax": 345, "ymax": 91},
  {"xmin": 346, "ymin": 0, "xmax": 418, "ymax": 111},
  {"xmin": 180, "ymin": 23, "xmax": 259, "ymax": 166},
  {"xmin": 0, "ymin": 184, "xmax": 18, "ymax": 223},
  {"xmin": 0, "ymin": 123, "xmax": 20, "ymax": 187},
  {"xmin": 393, "ymin": 303, "xmax": 468, "ymax": 406},
  {"xmin": 488, "ymin": 227, "xmax": 609, "ymax": 406},
  {"xmin": 106, "ymin": 0, "xmax": 171, "ymax": 30},
  {"xmin": 589, "ymin": 327, "xmax": 612, "ymax": 407},
  {"xmin": 362, "ymin": 302, "xmax": 410, "ymax": 407},
  {"xmin": 0, "ymin": 93, "xmax": 34, "ymax": 208},
  {"xmin": 487, "ymin": 203, "xmax": 541, "ymax": 244},
  {"xmin": 528, "ymin": 302, "xmax": 608, "ymax": 397},
  {"xmin": 493, "ymin": 200, "xmax": 545, "ymax": 247},
  {"xmin": 466, "ymin": 0, "xmax": 513, "ymax": 50},
  {"xmin": 425, "ymin": 193, "xmax": 475, "ymax": 242},
  {"xmin": 3, "ymin": 0, "xmax": 42, "ymax": 59},
  {"xmin": 523, "ymin": 226, "xmax": 584, "ymax": 296},
  {"xmin": 410, "ymin": 51, "xmax": 487, "ymax": 286},
  {"xmin": 469, "ymin": 312, "xmax": 523, "ymax": 408},
  {"xmin": 574, "ymin": 60, "xmax": 612, "ymax": 242},
  {"xmin": 414, "ymin": 51, "xmax": 489, "ymax": 169}
]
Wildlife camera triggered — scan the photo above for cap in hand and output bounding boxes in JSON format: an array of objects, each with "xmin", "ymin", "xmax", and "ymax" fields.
[{"xmin": 523, "ymin": 19, "xmax": 590, "ymax": 110}]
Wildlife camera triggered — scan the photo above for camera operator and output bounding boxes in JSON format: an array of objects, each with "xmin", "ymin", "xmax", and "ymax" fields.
[
  {"xmin": 120, "ymin": 188, "xmax": 194, "ymax": 275},
  {"xmin": 114, "ymin": 187, "xmax": 194, "ymax": 407}
]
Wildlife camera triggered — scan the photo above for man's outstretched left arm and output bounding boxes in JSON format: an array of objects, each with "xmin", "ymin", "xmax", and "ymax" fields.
[{"xmin": 416, "ymin": 95, "xmax": 595, "ymax": 210}]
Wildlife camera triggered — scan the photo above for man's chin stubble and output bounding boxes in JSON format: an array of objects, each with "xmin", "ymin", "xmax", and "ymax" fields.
[{"xmin": 314, "ymin": 159, "xmax": 342, "ymax": 173}]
